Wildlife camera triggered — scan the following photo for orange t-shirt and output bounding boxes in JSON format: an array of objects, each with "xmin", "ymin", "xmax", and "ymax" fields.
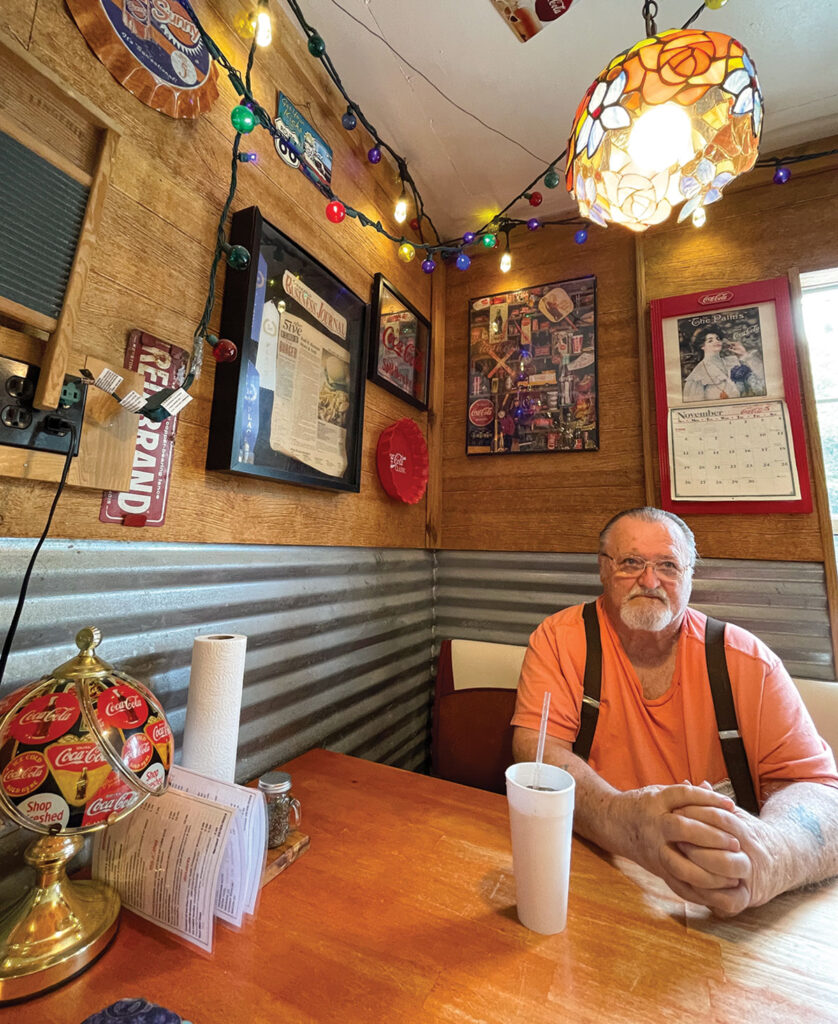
[{"xmin": 511, "ymin": 598, "xmax": 838, "ymax": 806}]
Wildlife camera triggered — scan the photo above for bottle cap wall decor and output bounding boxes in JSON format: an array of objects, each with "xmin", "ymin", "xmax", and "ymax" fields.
[
  {"xmin": 66, "ymin": 0, "xmax": 219, "ymax": 118},
  {"xmin": 376, "ymin": 419, "xmax": 429, "ymax": 505}
]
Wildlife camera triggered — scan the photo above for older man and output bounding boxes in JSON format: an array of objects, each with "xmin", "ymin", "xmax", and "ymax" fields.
[{"xmin": 512, "ymin": 507, "xmax": 838, "ymax": 916}]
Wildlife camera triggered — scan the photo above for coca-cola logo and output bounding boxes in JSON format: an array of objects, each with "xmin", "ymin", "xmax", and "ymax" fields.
[
  {"xmin": 469, "ymin": 398, "xmax": 495, "ymax": 428},
  {"xmin": 122, "ymin": 733, "xmax": 153, "ymax": 772},
  {"xmin": 698, "ymin": 291, "xmax": 734, "ymax": 306},
  {"xmin": 98, "ymin": 684, "xmax": 148, "ymax": 729},
  {"xmin": 10, "ymin": 691, "xmax": 80, "ymax": 745},
  {"xmin": 381, "ymin": 323, "xmax": 423, "ymax": 373},
  {"xmin": 104, "ymin": 694, "xmax": 142, "ymax": 717},
  {"xmin": 46, "ymin": 742, "xmax": 108, "ymax": 772},
  {"xmin": 2, "ymin": 752, "xmax": 48, "ymax": 797},
  {"xmin": 147, "ymin": 719, "xmax": 171, "ymax": 744},
  {"xmin": 85, "ymin": 790, "xmax": 137, "ymax": 818},
  {"xmin": 535, "ymin": 0, "xmax": 573, "ymax": 21}
]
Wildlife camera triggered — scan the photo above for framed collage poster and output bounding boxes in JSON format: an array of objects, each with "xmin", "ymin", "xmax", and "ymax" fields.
[
  {"xmin": 467, "ymin": 276, "xmax": 597, "ymax": 455},
  {"xmin": 368, "ymin": 274, "xmax": 431, "ymax": 410},
  {"xmin": 206, "ymin": 206, "xmax": 367, "ymax": 492},
  {"xmin": 650, "ymin": 276, "xmax": 811, "ymax": 514}
]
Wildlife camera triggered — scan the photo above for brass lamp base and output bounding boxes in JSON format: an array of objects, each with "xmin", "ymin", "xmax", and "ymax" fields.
[{"xmin": 0, "ymin": 833, "xmax": 120, "ymax": 1003}]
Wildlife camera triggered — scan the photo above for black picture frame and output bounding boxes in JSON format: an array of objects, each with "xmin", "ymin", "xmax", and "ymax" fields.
[
  {"xmin": 207, "ymin": 206, "xmax": 367, "ymax": 492},
  {"xmin": 466, "ymin": 275, "xmax": 598, "ymax": 455},
  {"xmin": 368, "ymin": 274, "xmax": 431, "ymax": 410}
]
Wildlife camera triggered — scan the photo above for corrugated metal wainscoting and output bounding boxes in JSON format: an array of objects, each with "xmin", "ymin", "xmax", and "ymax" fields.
[
  {"xmin": 0, "ymin": 540, "xmax": 434, "ymax": 901},
  {"xmin": 0, "ymin": 540, "xmax": 435, "ymax": 779},
  {"xmin": 434, "ymin": 550, "xmax": 835, "ymax": 680}
]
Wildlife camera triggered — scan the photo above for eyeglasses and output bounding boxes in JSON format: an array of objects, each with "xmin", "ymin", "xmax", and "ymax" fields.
[{"xmin": 599, "ymin": 553, "xmax": 690, "ymax": 581}]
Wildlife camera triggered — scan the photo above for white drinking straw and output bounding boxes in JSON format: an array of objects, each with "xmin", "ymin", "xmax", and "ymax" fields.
[{"xmin": 532, "ymin": 690, "xmax": 551, "ymax": 790}]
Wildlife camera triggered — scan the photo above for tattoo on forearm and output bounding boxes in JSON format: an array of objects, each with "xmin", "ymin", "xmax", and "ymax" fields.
[{"xmin": 788, "ymin": 804, "xmax": 826, "ymax": 847}]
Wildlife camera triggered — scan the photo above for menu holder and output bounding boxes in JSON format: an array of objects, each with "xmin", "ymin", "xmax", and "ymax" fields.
[{"xmin": 91, "ymin": 765, "xmax": 267, "ymax": 952}]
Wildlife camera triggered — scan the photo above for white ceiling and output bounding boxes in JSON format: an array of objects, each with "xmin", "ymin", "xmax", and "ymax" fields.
[{"xmin": 288, "ymin": 0, "xmax": 838, "ymax": 240}]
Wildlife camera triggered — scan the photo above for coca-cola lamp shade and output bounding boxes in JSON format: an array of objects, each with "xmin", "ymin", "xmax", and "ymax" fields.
[{"xmin": 0, "ymin": 626, "xmax": 173, "ymax": 834}]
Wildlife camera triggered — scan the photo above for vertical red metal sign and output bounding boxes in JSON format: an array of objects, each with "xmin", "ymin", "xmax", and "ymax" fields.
[{"xmin": 99, "ymin": 331, "xmax": 189, "ymax": 527}]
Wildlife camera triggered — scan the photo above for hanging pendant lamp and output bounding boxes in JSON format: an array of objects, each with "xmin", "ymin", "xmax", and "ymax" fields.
[{"xmin": 566, "ymin": 22, "xmax": 763, "ymax": 231}]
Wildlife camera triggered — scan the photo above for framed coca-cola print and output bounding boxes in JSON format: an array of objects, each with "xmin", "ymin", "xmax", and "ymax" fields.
[
  {"xmin": 368, "ymin": 275, "xmax": 431, "ymax": 410},
  {"xmin": 466, "ymin": 275, "xmax": 598, "ymax": 455},
  {"xmin": 650, "ymin": 276, "xmax": 811, "ymax": 515}
]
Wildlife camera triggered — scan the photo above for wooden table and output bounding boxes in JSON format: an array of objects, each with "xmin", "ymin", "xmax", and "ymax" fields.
[{"xmin": 9, "ymin": 749, "xmax": 838, "ymax": 1023}]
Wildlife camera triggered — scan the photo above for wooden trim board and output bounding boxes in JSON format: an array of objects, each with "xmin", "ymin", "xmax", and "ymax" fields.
[{"xmin": 261, "ymin": 830, "xmax": 310, "ymax": 887}]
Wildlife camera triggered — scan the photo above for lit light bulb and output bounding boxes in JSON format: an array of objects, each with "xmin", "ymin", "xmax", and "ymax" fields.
[
  {"xmin": 254, "ymin": 2, "xmax": 271, "ymax": 46},
  {"xmin": 394, "ymin": 191, "xmax": 408, "ymax": 224},
  {"xmin": 627, "ymin": 102, "xmax": 695, "ymax": 175},
  {"xmin": 691, "ymin": 206, "xmax": 706, "ymax": 228},
  {"xmin": 500, "ymin": 250, "xmax": 512, "ymax": 273}
]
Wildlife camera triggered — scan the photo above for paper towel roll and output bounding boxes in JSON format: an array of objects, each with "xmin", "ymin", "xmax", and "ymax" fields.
[{"xmin": 181, "ymin": 633, "xmax": 247, "ymax": 782}]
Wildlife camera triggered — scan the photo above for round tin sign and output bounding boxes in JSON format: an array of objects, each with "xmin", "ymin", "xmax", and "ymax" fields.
[
  {"xmin": 376, "ymin": 419, "xmax": 429, "ymax": 505},
  {"xmin": 67, "ymin": 0, "xmax": 219, "ymax": 118}
]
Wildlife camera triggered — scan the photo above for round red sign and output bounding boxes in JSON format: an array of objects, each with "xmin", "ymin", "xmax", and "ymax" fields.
[
  {"xmin": 468, "ymin": 399, "xmax": 495, "ymax": 428},
  {"xmin": 98, "ymin": 683, "xmax": 149, "ymax": 730},
  {"xmin": 376, "ymin": 419, "xmax": 429, "ymax": 504},
  {"xmin": 9, "ymin": 691, "xmax": 80, "ymax": 746},
  {"xmin": 2, "ymin": 751, "xmax": 49, "ymax": 798}
]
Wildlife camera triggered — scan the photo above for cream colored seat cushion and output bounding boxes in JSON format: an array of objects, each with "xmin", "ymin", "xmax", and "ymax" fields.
[
  {"xmin": 450, "ymin": 639, "xmax": 527, "ymax": 691},
  {"xmin": 792, "ymin": 678, "xmax": 838, "ymax": 757}
]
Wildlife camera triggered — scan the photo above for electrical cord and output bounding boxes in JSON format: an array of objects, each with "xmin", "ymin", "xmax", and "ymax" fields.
[{"xmin": 0, "ymin": 421, "xmax": 77, "ymax": 689}]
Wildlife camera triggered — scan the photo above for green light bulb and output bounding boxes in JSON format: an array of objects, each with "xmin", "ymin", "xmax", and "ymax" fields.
[
  {"xmin": 482, "ymin": 234, "xmax": 496, "ymax": 248},
  {"xmin": 227, "ymin": 245, "xmax": 250, "ymax": 270},
  {"xmin": 308, "ymin": 34, "xmax": 326, "ymax": 57},
  {"xmin": 230, "ymin": 105, "xmax": 255, "ymax": 134}
]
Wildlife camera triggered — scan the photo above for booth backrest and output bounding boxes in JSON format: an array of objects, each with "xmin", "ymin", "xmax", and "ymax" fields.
[
  {"xmin": 792, "ymin": 678, "xmax": 838, "ymax": 757},
  {"xmin": 430, "ymin": 640, "xmax": 838, "ymax": 792},
  {"xmin": 431, "ymin": 639, "xmax": 526, "ymax": 793}
]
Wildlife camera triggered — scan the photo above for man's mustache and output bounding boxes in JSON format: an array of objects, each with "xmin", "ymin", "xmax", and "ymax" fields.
[{"xmin": 626, "ymin": 585, "xmax": 668, "ymax": 603}]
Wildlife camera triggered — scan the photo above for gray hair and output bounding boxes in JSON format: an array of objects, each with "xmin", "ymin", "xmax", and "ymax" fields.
[{"xmin": 599, "ymin": 507, "xmax": 697, "ymax": 567}]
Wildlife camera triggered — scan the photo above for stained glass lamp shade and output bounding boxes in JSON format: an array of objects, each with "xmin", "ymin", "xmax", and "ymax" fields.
[{"xmin": 566, "ymin": 29, "xmax": 763, "ymax": 231}]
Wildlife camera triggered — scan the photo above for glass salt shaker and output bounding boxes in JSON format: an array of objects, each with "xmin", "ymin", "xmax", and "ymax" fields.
[{"xmin": 258, "ymin": 771, "xmax": 302, "ymax": 848}]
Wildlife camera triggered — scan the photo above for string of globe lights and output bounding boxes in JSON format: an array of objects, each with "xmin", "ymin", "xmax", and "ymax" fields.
[{"xmin": 130, "ymin": 0, "xmax": 837, "ymax": 420}]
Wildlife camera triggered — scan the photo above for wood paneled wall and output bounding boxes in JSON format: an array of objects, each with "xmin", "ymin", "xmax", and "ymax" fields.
[
  {"xmin": 441, "ymin": 150, "xmax": 838, "ymax": 561},
  {"xmin": 0, "ymin": 0, "xmax": 432, "ymax": 548},
  {"xmin": 442, "ymin": 225, "xmax": 644, "ymax": 551}
]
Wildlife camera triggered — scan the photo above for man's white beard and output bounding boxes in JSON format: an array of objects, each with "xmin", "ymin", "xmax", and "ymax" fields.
[{"xmin": 619, "ymin": 586, "xmax": 675, "ymax": 631}]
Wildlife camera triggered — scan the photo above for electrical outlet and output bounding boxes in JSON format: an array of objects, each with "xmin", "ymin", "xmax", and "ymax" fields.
[{"xmin": 0, "ymin": 356, "xmax": 86, "ymax": 456}]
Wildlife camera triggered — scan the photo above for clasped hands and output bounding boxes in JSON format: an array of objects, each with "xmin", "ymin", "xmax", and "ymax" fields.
[{"xmin": 623, "ymin": 782, "xmax": 776, "ymax": 917}]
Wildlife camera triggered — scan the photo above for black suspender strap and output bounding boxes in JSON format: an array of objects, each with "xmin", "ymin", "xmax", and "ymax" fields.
[
  {"xmin": 573, "ymin": 602, "xmax": 602, "ymax": 760},
  {"xmin": 704, "ymin": 616, "xmax": 759, "ymax": 815}
]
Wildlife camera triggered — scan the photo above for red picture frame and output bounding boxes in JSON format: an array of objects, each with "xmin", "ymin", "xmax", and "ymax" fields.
[{"xmin": 650, "ymin": 276, "xmax": 811, "ymax": 515}]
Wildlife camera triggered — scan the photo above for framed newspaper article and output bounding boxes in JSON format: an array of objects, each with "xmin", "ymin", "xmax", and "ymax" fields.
[
  {"xmin": 466, "ymin": 275, "xmax": 598, "ymax": 455},
  {"xmin": 650, "ymin": 276, "xmax": 811, "ymax": 515},
  {"xmin": 368, "ymin": 274, "xmax": 431, "ymax": 410},
  {"xmin": 207, "ymin": 206, "xmax": 367, "ymax": 491}
]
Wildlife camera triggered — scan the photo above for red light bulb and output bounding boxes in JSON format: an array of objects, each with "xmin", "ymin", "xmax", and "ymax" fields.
[
  {"xmin": 528, "ymin": 192, "xmax": 543, "ymax": 207},
  {"xmin": 326, "ymin": 200, "xmax": 346, "ymax": 224},
  {"xmin": 213, "ymin": 339, "xmax": 238, "ymax": 362}
]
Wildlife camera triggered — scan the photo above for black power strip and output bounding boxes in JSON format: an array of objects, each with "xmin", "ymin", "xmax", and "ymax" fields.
[{"xmin": 0, "ymin": 356, "xmax": 86, "ymax": 456}]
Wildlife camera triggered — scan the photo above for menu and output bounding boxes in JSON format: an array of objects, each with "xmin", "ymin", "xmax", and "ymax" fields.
[{"xmin": 92, "ymin": 765, "xmax": 267, "ymax": 952}]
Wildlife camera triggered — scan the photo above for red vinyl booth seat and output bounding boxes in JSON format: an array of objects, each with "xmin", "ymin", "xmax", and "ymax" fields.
[{"xmin": 431, "ymin": 639, "xmax": 519, "ymax": 794}]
